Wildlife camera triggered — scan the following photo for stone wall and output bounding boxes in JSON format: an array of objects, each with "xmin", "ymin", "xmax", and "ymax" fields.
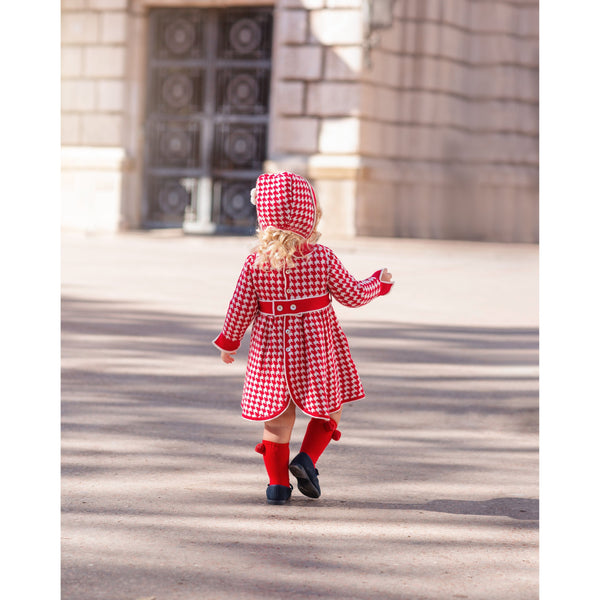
[
  {"xmin": 61, "ymin": 0, "xmax": 132, "ymax": 231},
  {"xmin": 356, "ymin": 0, "xmax": 539, "ymax": 241},
  {"xmin": 61, "ymin": 0, "xmax": 539, "ymax": 241},
  {"xmin": 268, "ymin": 0, "xmax": 539, "ymax": 242}
]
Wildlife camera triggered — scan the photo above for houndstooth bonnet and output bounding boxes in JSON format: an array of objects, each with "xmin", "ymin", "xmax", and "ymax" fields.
[{"xmin": 252, "ymin": 172, "xmax": 317, "ymax": 239}]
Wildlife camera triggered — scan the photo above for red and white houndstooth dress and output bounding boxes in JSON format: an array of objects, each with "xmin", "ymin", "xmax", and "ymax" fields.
[{"xmin": 213, "ymin": 172, "xmax": 393, "ymax": 422}]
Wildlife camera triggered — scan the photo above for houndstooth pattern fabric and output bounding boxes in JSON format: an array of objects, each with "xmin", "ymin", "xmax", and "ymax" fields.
[
  {"xmin": 255, "ymin": 172, "xmax": 317, "ymax": 239},
  {"xmin": 214, "ymin": 245, "xmax": 389, "ymax": 421}
]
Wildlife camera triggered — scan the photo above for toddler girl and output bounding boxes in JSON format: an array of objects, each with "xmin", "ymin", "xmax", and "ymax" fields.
[{"xmin": 213, "ymin": 171, "xmax": 393, "ymax": 504}]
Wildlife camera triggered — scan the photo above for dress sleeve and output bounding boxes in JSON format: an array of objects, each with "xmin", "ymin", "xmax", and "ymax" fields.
[
  {"xmin": 213, "ymin": 254, "xmax": 258, "ymax": 352},
  {"xmin": 326, "ymin": 248, "xmax": 394, "ymax": 307}
]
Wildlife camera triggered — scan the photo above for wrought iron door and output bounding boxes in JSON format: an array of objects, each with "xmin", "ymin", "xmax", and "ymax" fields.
[{"xmin": 143, "ymin": 8, "xmax": 272, "ymax": 232}]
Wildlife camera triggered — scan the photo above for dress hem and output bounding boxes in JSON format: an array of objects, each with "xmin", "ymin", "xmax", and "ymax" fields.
[{"xmin": 240, "ymin": 393, "xmax": 365, "ymax": 423}]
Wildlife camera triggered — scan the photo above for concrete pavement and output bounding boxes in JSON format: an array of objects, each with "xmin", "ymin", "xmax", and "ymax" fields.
[{"xmin": 61, "ymin": 231, "xmax": 538, "ymax": 600}]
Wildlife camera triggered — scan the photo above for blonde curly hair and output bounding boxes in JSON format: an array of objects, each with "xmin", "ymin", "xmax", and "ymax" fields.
[{"xmin": 251, "ymin": 187, "xmax": 322, "ymax": 271}]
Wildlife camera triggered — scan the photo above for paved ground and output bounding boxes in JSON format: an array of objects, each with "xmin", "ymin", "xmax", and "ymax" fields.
[{"xmin": 61, "ymin": 231, "xmax": 539, "ymax": 600}]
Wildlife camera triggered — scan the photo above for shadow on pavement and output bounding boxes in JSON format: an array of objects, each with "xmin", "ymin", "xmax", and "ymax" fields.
[{"xmin": 61, "ymin": 294, "xmax": 539, "ymax": 600}]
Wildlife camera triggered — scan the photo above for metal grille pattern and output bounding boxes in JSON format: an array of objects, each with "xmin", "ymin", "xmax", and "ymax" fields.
[{"xmin": 143, "ymin": 8, "xmax": 272, "ymax": 230}]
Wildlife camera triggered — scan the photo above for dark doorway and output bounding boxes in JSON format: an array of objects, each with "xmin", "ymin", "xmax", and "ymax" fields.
[{"xmin": 143, "ymin": 7, "xmax": 272, "ymax": 232}]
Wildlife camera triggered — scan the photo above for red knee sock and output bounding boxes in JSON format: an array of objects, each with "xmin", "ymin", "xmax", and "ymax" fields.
[
  {"xmin": 255, "ymin": 440, "xmax": 290, "ymax": 486},
  {"xmin": 300, "ymin": 418, "xmax": 341, "ymax": 466}
]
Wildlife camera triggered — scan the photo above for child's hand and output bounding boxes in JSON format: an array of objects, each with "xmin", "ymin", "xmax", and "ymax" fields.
[
  {"xmin": 380, "ymin": 268, "xmax": 394, "ymax": 283},
  {"xmin": 221, "ymin": 350, "xmax": 236, "ymax": 364}
]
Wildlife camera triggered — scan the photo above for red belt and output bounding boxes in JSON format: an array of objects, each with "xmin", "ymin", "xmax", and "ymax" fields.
[{"xmin": 258, "ymin": 293, "xmax": 331, "ymax": 316}]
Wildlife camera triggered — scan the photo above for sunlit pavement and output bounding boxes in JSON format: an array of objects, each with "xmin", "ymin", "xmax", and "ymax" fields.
[{"xmin": 62, "ymin": 230, "xmax": 538, "ymax": 600}]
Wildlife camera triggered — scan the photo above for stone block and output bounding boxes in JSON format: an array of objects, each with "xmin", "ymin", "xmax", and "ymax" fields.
[
  {"xmin": 448, "ymin": 95, "xmax": 466, "ymax": 127},
  {"xmin": 428, "ymin": 128, "xmax": 448, "ymax": 161},
  {"xmin": 314, "ymin": 178, "xmax": 357, "ymax": 238},
  {"xmin": 492, "ymin": 2, "xmax": 514, "ymax": 35},
  {"xmin": 310, "ymin": 9, "xmax": 362, "ymax": 45},
  {"xmin": 384, "ymin": 56, "xmax": 402, "ymax": 89},
  {"xmin": 277, "ymin": 9, "xmax": 307, "ymax": 44},
  {"xmin": 97, "ymin": 79, "xmax": 126, "ymax": 111},
  {"xmin": 357, "ymin": 121, "xmax": 377, "ymax": 155},
  {"xmin": 307, "ymin": 82, "xmax": 359, "ymax": 116},
  {"xmin": 394, "ymin": 93, "xmax": 414, "ymax": 126},
  {"xmin": 83, "ymin": 46, "xmax": 126, "ymax": 78},
  {"xmin": 319, "ymin": 117, "xmax": 359, "ymax": 153},
  {"xmin": 513, "ymin": 186, "xmax": 539, "ymax": 243},
  {"xmin": 409, "ymin": 55, "xmax": 425, "ymax": 88},
  {"xmin": 518, "ymin": 66, "xmax": 538, "ymax": 103},
  {"xmin": 62, "ymin": 12, "xmax": 99, "ymax": 44},
  {"xmin": 62, "ymin": 47, "xmax": 83, "ymax": 77},
  {"xmin": 468, "ymin": 33, "xmax": 499, "ymax": 65},
  {"xmin": 272, "ymin": 117, "xmax": 319, "ymax": 153},
  {"xmin": 61, "ymin": 162, "xmax": 124, "ymax": 232},
  {"xmin": 277, "ymin": 45, "xmax": 323, "ymax": 80},
  {"xmin": 356, "ymin": 179, "xmax": 401, "ymax": 237},
  {"xmin": 513, "ymin": 105, "xmax": 529, "ymax": 135},
  {"xmin": 88, "ymin": 0, "xmax": 128, "ymax": 9},
  {"xmin": 404, "ymin": 0, "xmax": 420, "ymax": 20},
  {"xmin": 415, "ymin": 90, "xmax": 437, "ymax": 124},
  {"xmin": 400, "ymin": 20, "xmax": 417, "ymax": 53},
  {"xmin": 81, "ymin": 113, "xmax": 123, "ymax": 145},
  {"xmin": 62, "ymin": 80, "xmax": 96, "ymax": 111},
  {"xmin": 324, "ymin": 46, "xmax": 362, "ymax": 79},
  {"xmin": 326, "ymin": 0, "xmax": 361, "ymax": 8},
  {"xmin": 61, "ymin": 0, "xmax": 88, "ymax": 11},
  {"xmin": 425, "ymin": 0, "xmax": 443, "ymax": 22},
  {"xmin": 359, "ymin": 84, "xmax": 375, "ymax": 120},
  {"xmin": 100, "ymin": 11, "xmax": 128, "ymax": 44},
  {"xmin": 469, "ymin": 1, "xmax": 500, "ymax": 32},
  {"xmin": 306, "ymin": 153, "xmax": 363, "ymax": 178},
  {"xmin": 280, "ymin": 0, "xmax": 324, "ymax": 8},
  {"xmin": 374, "ymin": 86, "xmax": 400, "ymax": 122},
  {"xmin": 464, "ymin": 66, "xmax": 491, "ymax": 98},
  {"xmin": 520, "ymin": 6, "xmax": 539, "ymax": 37},
  {"xmin": 424, "ymin": 56, "xmax": 443, "ymax": 89},
  {"xmin": 440, "ymin": 24, "xmax": 464, "ymax": 61},
  {"xmin": 499, "ymin": 65, "xmax": 518, "ymax": 99},
  {"xmin": 397, "ymin": 55, "xmax": 412, "ymax": 89},
  {"xmin": 494, "ymin": 35, "xmax": 512, "ymax": 65},
  {"xmin": 379, "ymin": 21, "xmax": 403, "ymax": 53},
  {"xmin": 437, "ymin": 61, "xmax": 463, "ymax": 95},
  {"xmin": 61, "ymin": 114, "xmax": 81, "ymax": 145},
  {"xmin": 378, "ymin": 121, "xmax": 397, "ymax": 157},
  {"xmin": 443, "ymin": 0, "xmax": 468, "ymax": 28},
  {"xmin": 273, "ymin": 81, "xmax": 304, "ymax": 115},
  {"xmin": 364, "ymin": 48, "xmax": 401, "ymax": 88},
  {"xmin": 519, "ymin": 104, "xmax": 539, "ymax": 136}
]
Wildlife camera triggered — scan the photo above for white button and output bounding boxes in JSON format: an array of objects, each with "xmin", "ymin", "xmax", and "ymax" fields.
[
  {"xmin": 286, "ymin": 347, "xmax": 291, "ymax": 352},
  {"xmin": 285, "ymin": 270, "xmax": 290, "ymax": 274},
  {"xmin": 290, "ymin": 304, "xmax": 297, "ymax": 311},
  {"xmin": 286, "ymin": 329, "xmax": 291, "ymax": 334},
  {"xmin": 276, "ymin": 305, "xmax": 283, "ymax": 312},
  {"xmin": 287, "ymin": 289, "xmax": 292, "ymax": 294}
]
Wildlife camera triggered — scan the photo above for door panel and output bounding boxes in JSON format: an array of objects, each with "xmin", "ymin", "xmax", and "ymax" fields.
[{"xmin": 143, "ymin": 8, "xmax": 272, "ymax": 231}]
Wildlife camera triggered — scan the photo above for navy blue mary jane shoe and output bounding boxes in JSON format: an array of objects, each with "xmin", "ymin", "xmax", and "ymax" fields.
[
  {"xmin": 289, "ymin": 452, "xmax": 321, "ymax": 498},
  {"xmin": 266, "ymin": 484, "xmax": 293, "ymax": 505}
]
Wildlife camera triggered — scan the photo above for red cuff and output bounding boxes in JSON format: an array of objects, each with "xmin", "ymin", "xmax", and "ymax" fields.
[
  {"xmin": 212, "ymin": 333, "xmax": 240, "ymax": 353},
  {"xmin": 371, "ymin": 270, "xmax": 394, "ymax": 297},
  {"xmin": 379, "ymin": 280, "xmax": 394, "ymax": 296}
]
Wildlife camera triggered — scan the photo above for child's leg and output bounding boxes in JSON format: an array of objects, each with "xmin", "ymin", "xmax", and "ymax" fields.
[
  {"xmin": 256, "ymin": 403, "xmax": 295, "ymax": 486},
  {"xmin": 263, "ymin": 402, "xmax": 296, "ymax": 443},
  {"xmin": 299, "ymin": 408, "xmax": 342, "ymax": 466}
]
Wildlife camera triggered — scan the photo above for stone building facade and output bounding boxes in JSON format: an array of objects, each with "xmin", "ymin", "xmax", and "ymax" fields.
[{"xmin": 61, "ymin": 0, "xmax": 539, "ymax": 242}]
